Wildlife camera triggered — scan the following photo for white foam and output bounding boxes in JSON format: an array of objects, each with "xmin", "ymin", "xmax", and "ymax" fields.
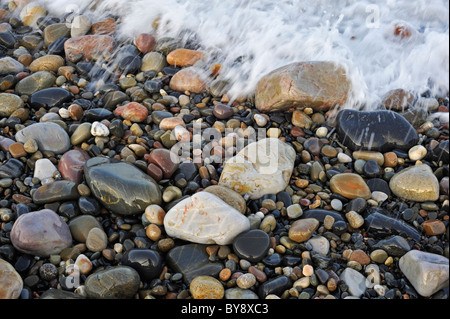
[{"xmin": 6, "ymin": 0, "xmax": 449, "ymax": 109}]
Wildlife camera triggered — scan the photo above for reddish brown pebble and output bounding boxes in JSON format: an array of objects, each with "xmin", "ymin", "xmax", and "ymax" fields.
[
  {"xmin": 135, "ymin": 33, "xmax": 156, "ymax": 54},
  {"xmin": 349, "ymin": 249, "xmax": 371, "ymax": 265},
  {"xmin": 219, "ymin": 268, "xmax": 231, "ymax": 281},
  {"xmin": 8, "ymin": 142, "xmax": 27, "ymax": 158},
  {"xmin": 248, "ymin": 266, "xmax": 267, "ymax": 282},
  {"xmin": 114, "ymin": 102, "xmax": 149, "ymax": 122},
  {"xmin": 147, "ymin": 163, "xmax": 163, "ymax": 182},
  {"xmin": 68, "ymin": 104, "xmax": 83, "ymax": 121},
  {"xmin": 422, "ymin": 219, "xmax": 446, "ymax": 236}
]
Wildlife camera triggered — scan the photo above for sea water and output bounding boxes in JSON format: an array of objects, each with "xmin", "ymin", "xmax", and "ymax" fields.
[{"xmin": 7, "ymin": 0, "xmax": 450, "ymax": 110}]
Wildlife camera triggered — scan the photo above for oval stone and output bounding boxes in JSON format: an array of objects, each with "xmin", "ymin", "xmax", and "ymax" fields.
[
  {"xmin": 389, "ymin": 165, "xmax": 439, "ymax": 202},
  {"xmin": 232, "ymin": 229, "xmax": 270, "ymax": 262},
  {"xmin": 329, "ymin": 173, "xmax": 371, "ymax": 199},
  {"xmin": 59, "ymin": 149, "xmax": 90, "ymax": 183},
  {"xmin": 10, "ymin": 209, "xmax": 73, "ymax": 257},
  {"xmin": 84, "ymin": 266, "xmax": 140, "ymax": 299},
  {"xmin": 84, "ymin": 158, "xmax": 162, "ymax": 215},
  {"xmin": 15, "ymin": 122, "xmax": 70, "ymax": 154},
  {"xmin": 336, "ymin": 109, "xmax": 419, "ymax": 152},
  {"xmin": 32, "ymin": 180, "xmax": 79, "ymax": 204},
  {"xmin": 190, "ymin": 276, "xmax": 224, "ymax": 299},
  {"xmin": 29, "ymin": 87, "xmax": 73, "ymax": 109},
  {"xmin": 28, "ymin": 55, "xmax": 65, "ymax": 72},
  {"xmin": 121, "ymin": 249, "xmax": 163, "ymax": 282},
  {"xmin": 15, "ymin": 71, "xmax": 56, "ymax": 95},
  {"xmin": 0, "ymin": 259, "xmax": 23, "ymax": 299},
  {"xmin": 288, "ymin": 218, "xmax": 320, "ymax": 243}
]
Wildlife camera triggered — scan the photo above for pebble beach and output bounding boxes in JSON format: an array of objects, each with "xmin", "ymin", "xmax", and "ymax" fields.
[{"xmin": 0, "ymin": 0, "xmax": 449, "ymax": 302}]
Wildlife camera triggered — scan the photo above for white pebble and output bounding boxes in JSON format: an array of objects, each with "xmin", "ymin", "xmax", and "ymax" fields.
[
  {"xmin": 33, "ymin": 158, "xmax": 58, "ymax": 181},
  {"xmin": 316, "ymin": 127, "xmax": 328, "ymax": 137},
  {"xmin": 254, "ymin": 114, "xmax": 268, "ymax": 127},
  {"xmin": 286, "ymin": 204, "xmax": 303, "ymax": 219},
  {"xmin": 374, "ymin": 284, "xmax": 386, "ymax": 296},
  {"xmin": 330, "ymin": 199, "xmax": 343, "ymax": 211},
  {"xmin": 371, "ymin": 191, "xmax": 388, "ymax": 203},
  {"xmin": 91, "ymin": 121, "xmax": 109, "ymax": 137},
  {"xmin": 58, "ymin": 108, "xmax": 70, "ymax": 119},
  {"xmin": 337, "ymin": 152, "xmax": 352, "ymax": 163},
  {"xmin": 255, "ymin": 211, "xmax": 265, "ymax": 219},
  {"xmin": 408, "ymin": 145, "xmax": 427, "ymax": 161}
]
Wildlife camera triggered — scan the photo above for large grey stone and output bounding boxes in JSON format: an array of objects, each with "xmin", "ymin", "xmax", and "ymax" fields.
[
  {"xmin": 399, "ymin": 250, "xmax": 449, "ymax": 297},
  {"xmin": 15, "ymin": 122, "xmax": 70, "ymax": 154}
]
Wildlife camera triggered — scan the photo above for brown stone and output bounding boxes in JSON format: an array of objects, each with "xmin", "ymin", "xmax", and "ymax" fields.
[
  {"xmin": 349, "ymin": 249, "xmax": 371, "ymax": 265},
  {"xmin": 213, "ymin": 103, "xmax": 234, "ymax": 120},
  {"xmin": 91, "ymin": 18, "xmax": 116, "ymax": 35},
  {"xmin": 169, "ymin": 67, "xmax": 207, "ymax": 93},
  {"xmin": 64, "ymin": 35, "xmax": 115, "ymax": 62},
  {"xmin": 58, "ymin": 149, "xmax": 90, "ymax": 183},
  {"xmin": 68, "ymin": 104, "xmax": 83, "ymax": 121},
  {"xmin": 148, "ymin": 148, "xmax": 180, "ymax": 179},
  {"xmin": 8, "ymin": 142, "xmax": 27, "ymax": 158},
  {"xmin": 291, "ymin": 109, "xmax": 313, "ymax": 128},
  {"xmin": 329, "ymin": 173, "xmax": 371, "ymax": 199},
  {"xmin": 159, "ymin": 117, "xmax": 185, "ymax": 130},
  {"xmin": 381, "ymin": 89, "xmax": 415, "ymax": 111},
  {"xmin": 189, "ymin": 276, "xmax": 224, "ymax": 299},
  {"xmin": 166, "ymin": 48, "xmax": 205, "ymax": 67},
  {"xmin": 114, "ymin": 102, "xmax": 149, "ymax": 122},
  {"xmin": 147, "ymin": 163, "xmax": 163, "ymax": 182},
  {"xmin": 288, "ymin": 218, "xmax": 319, "ymax": 243},
  {"xmin": 422, "ymin": 220, "xmax": 446, "ymax": 236},
  {"xmin": 255, "ymin": 61, "xmax": 350, "ymax": 113},
  {"xmin": 134, "ymin": 33, "xmax": 156, "ymax": 54},
  {"xmin": 383, "ymin": 152, "xmax": 398, "ymax": 167}
]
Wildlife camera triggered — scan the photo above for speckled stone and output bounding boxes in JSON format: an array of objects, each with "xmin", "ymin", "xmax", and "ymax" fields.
[
  {"xmin": 389, "ymin": 164, "xmax": 439, "ymax": 202},
  {"xmin": 190, "ymin": 276, "xmax": 224, "ymax": 299},
  {"xmin": 0, "ymin": 259, "xmax": 23, "ymax": 299}
]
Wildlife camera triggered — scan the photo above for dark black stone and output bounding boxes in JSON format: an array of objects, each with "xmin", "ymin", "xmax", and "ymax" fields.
[
  {"xmin": 151, "ymin": 111, "xmax": 173, "ymax": 125},
  {"xmin": 83, "ymin": 108, "xmax": 113, "ymax": 122},
  {"xmin": 282, "ymin": 256, "xmax": 301, "ymax": 267},
  {"xmin": 372, "ymin": 235, "xmax": 411, "ymax": 257},
  {"xmin": 58, "ymin": 201, "xmax": 79, "ymax": 219},
  {"xmin": 345, "ymin": 197, "xmax": 367, "ymax": 214},
  {"xmin": 32, "ymin": 180, "xmax": 79, "ymax": 204},
  {"xmin": 0, "ymin": 32, "xmax": 16, "ymax": 48},
  {"xmin": 102, "ymin": 91, "xmax": 128, "ymax": 110},
  {"xmin": 258, "ymin": 276, "xmax": 291, "ymax": 299},
  {"xmin": 166, "ymin": 244, "xmax": 223, "ymax": 284},
  {"xmin": 262, "ymin": 253, "xmax": 282, "ymax": 267},
  {"xmin": 363, "ymin": 159, "xmax": 381, "ymax": 178},
  {"xmin": 431, "ymin": 140, "xmax": 449, "ymax": 164},
  {"xmin": 364, "ymin": 212, "xmax": 421, "ymax": 242},
  {"xmin": 232, "ymin": 229, "xmax": 270, "ymax": 263},
  {"xmin": 78, "ymin": 196, "xmax": 101, "ymax": 216},
  {"xmin": 48, "ymin": 37, "xmax": 68, "ymax": 55},
  {"xmin": 276, "ymin": 191, "xmax": 293, "ymax": 208},
  {"xmin": 118, "ymin": 55, "xmax": 141, "ymax": 74},
  {"xmin": 336, "ymin": 109, "xmax": 419, "ymax": 152},
  {"xmin": 303, "ymin": 209, "xmax": 344, "ymax": 222},
  {"xmin": 109, "ymin": 119, "xmax": 125, "ymax": 138},
  {"xmin": 311, "ymin": 252, "xmax": 332, "ymax": 269},
  {"xmin": 0, "ymin": 158, "xmax": 24, "ymax": 178},
  {"xmin": 332, "ymin": 220, "xmax": 347, "ymax": 235},
  {"xmin": 315, "ymin": 269, "xmax": 330, "ymax": 283},
  {"xmin": 121, "ymin": 249, "xmax": 163, "ymax": 282},
  {"xmin": 401, "ymin": 208, "xmax": 417, "ymax": 221},
  {"xmin": 143, "ymin": 80, "xmax": 162, "ymax": 94},
  {"xmin": 175, "ymin": 161, "xmax": 198, "ymax": 182},
  {"xmin": 76, "ymin": 62, "xmax": 92, "ymax": 75},
  {"xmin": 29, "ymin": 88, "xmax": 73, "ymax": 109},
  {"xmin": 366, "ymin": 178, "xmax": 391, "ymax": 196}
]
